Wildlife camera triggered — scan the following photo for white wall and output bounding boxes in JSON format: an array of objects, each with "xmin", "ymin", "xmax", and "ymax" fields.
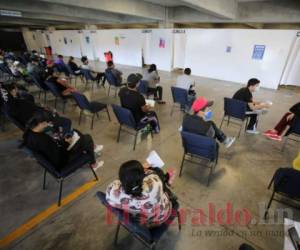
[
  {"xmin": 93, "ymin": 29, "xmax": 142, "ymax": 67},
  {"xmin": 80, "ymin": 30, "xmax": 96, "ymax": 60},
  {"xmin": 185, "ymin": 29, "xmax": 296, "ymax": 89},
  {"xmin": 173, "ymin": 32, "xmax": 186, "ymax": 69}
]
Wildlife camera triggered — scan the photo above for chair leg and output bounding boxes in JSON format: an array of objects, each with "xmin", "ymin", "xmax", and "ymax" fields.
[
  {"xmin": 219, "ymin": 115, "xmax": 225, "ymax": 129},
  {"xmin": 267, "ymin": 175, "xmax": 275, "ymax": 189},
  {"xmin": 62, "ymin": 101, "xmax": 66, "ymax": 114},
  {"xmin": 106, "ymin": 108, "xmax": 111, "ymax": 121},
  {"xmin": 133, "ymin": 131, "xmax": 138, "ymax": 150},
  {"xmin": 89, "ymin": 164, "xmax": 99, "ymax": 181},
  {"xmin": 107, "ymin": 85, "xmax": 111, "ymax": 96},
  {"xmin": 114, "ymin": 87, "xmax": 117, "ymax": 98},
  {"xmin": 91, "ymin": 114, "xmax": 95, "ymax": 129},
  {"xmin": 79, "ymin": 110, "xmax": 83, "ymax": 125},
  {"xmin": 264, "ymin": 190, "xmax": 275, "ymax": 220},
  {"xmin": 179, "ymin": 154, "xmax": 185, "ymax": 177},
  {"xmin": 43, "ymin": 169, "xmax": 47, "ymax": 190},
  {"xmin": 238, "ymin": 122, "xmax": 243, "ymax": 138},
  {"xmin": 58, "ymin": 179, "xmax": 64, "ymax": 207},
  {"xmin": 207, "ymin": 162, "xmax": 215, "ymax": 187},
  {"xmin": 170, "ymin": 105, "xmax": 174, "ymax": 116},
  {"xmin": 281, "ymin": 136, "xmax": 288, "ymax": 152},
  {"xmin": 117, "ymin": 125, "xmax": 122, "ymax": 142},
  {"xmin": 227, "ymin": 116, "xmax": 230, "ymax": 126},
  {"xmin": 114, "ymin": 223, "xmax": 121, "ymax": 246},
  {"xmin": 177, "ymin": 210, "xmax": 182, "ymax": 231}
]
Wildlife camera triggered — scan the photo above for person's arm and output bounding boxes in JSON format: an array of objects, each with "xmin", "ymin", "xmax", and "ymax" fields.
[
  {"xmin": 139, "ymin": 94, "xmax": 150, "ymax": 112},
  {"xmin": 248, "ymin": 102, "xmax": 269, "ymax": 110}
]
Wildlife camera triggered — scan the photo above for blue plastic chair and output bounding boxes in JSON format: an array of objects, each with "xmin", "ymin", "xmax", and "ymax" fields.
[
  {"xmin": 180, "ymin": 131, "xmax": 218, "ymax": 186},
  {"xmin": 170, "ymin": 86, "xmax": 189, "ymax": 116},
  {"xmin": 96, "ymin": 191, "xmax": 181, "ymax": 249},
  {"xmin": 29, "ymin": 73, "xmax": 49, "ymax": 104},
  {"xmin": 281, "ymin": 117, "xmax": 300, "ymax": 152},
  {"xmin": 137, "ymin": 80, "xmax": 155, "ymax": 99},
  {"xmin": 105, "ymin": 70, "xmax": 124, "ymax": 97},
  {"xmin": 112, "ymin": 104, "xmax": 152, "ymax": 150},
  {"xmin": 54, "ymin": 63, "xmax": 70, "ymax": 77},
  {"xmin": 26, "ymin": 147, "xmax": 98, "ymax": 206},
  {"xmin": 66, "ymin": 64, "xmax": 82, "ymax": 87},
  {"xmin": 80, "ymin": 68, "xmax": 98, "ymax": 89},
  {"xmin": 45, "ymin": 80, "xmax": 70, "ymax": 113},
  {"xmin": 71, "ymin": 92, "xmax": 110, "ymax": 129},
  {"xmin": 264, "ymin": 167, "xmax": 300, "ymax": 219},
  {"xmin": 220, "ymin": 97, "xmax": 248, "ymax": 138}
]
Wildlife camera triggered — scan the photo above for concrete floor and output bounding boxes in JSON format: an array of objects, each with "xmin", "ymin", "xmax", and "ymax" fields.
[{"xmin": 0, "ymin": 61, "xmax": 300, "ymax": 250}]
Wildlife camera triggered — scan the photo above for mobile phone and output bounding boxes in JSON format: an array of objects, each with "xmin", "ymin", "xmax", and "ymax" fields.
[{"xmin": 288, "ymin": 227, "xmax": 300, "ymax": 250}]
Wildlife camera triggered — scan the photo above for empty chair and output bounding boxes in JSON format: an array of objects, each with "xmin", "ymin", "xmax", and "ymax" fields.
[
  {"xmin": 137, "ymin": 80, "xmax": 155, "ymax": 99},
  {"xmin": 219, "ymin": 97, "xmax": 248, "ymax": 138},
  {"xmin": 96, "ymin": 191, "xmax": 181, "ymax": 249},
  {"xmin": 180, "ymin": 131, "xmax": 218, "ymax": 186},
  {"xmin": 112, "ymin": 104, "xmax": 152, "ymax": 150},
  {"xmin": 281, "ymin": 117, "xmax": 300, "ymax": 152},
  {"xmin": 264, "ymin": 167, "xmax": 300, "ymax": 219},
  {"xmin": 170, "ymin": 86, "xmax": 189, "ymax": 116},
  {"xmin": 45, "ymin": 80, "xmax": 70, "ymax": 113},
  {"xmin": 105, "ymin": 71, "xmax": 123, "ymax": 97},
  {"xmin": 26, "ymin": 147, "xmax": 98, "ymax": 206},
  {"xmin": 71, "ymin": 92, "xmax": 110, "ymax": 129}
]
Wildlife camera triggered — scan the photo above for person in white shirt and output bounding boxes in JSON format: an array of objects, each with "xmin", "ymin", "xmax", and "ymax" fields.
[
  {"xmin": 80, "ymin": 56, "xmax": 105, "ymax": 85},
  {"xmin": 175, "ymin": 68, "xmax": 196, "ymax": 109}
]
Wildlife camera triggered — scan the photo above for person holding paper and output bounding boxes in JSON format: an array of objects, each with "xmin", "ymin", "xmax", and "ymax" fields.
[
  {"xmin": 263, "ymin": 102, "xmax": 300, "ymax": 141},
  {"xmin": 182, "ymin": 97, "xmax": 235, "ymax": 148},
  {"xmin": 106, "ymin": 159, "xmax": 176, "ymax": 227},
  {"xmin": 119, "ymin": 73, "xmax": 160, "ymax": 133},
  {"xmin": 233, "ymin": 78, "xmax": 271, "ymax": 134}
]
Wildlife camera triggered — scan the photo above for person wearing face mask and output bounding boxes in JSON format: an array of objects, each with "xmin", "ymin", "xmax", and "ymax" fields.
[
  {"xmin": 233, "ymin": 78, "xmax": 271, "ymax": 134},
  {"xmin": 182, "ymin": 97, "xmax": 235, "ymax": 148}
]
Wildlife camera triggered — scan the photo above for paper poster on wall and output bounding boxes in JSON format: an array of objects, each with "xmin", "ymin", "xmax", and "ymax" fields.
[
  {"xmin": 159, "ymin": 38, "xmax": 165, "ymax": 48},
  {"xmin": 114, "ymin": 36, "xmax": 120, "ymax": 46},
  {"xmin": 85, "ymin": 36, "xmax": 90, "ymax": 44},
  {"xmin": 32, "ymin": 34, "xmax": 36, "ymax": 40},
  {"xmin": 252, "ymin": 45, "xmax": 265, "ymax": 60},
  {"xmin": 226, "ymin": 46, "xmax": 232, "ymax": 53},
  {"xmin": 64, "ymin": 37, "xmax": 67, "ymax": 45},
  {"xmin": 46, "ymin": 34, "xmax": 50, "ymax": 42}
]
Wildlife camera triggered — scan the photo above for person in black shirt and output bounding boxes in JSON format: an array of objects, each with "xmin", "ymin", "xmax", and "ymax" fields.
[
  {"xmin": 23, "ymin": 113, "xmax": 104, "ymax": 171},
  {"xmin": 233, "ymin": 78, "xmax": 270, "ymax": 134},
  {"xmin": 263, "ymin": 102, "xmax": 300, "ymax": 141},
  {"xmin": 68, "ymin": 56, "xmax": 81, "ymax": 75},
  {"xmin": 182, "ymin": 97, "xmax": 235, "ymax": 148},
  {"xmin": 118, "ymin": 73, "xmax": 160, "ymax": 133}
]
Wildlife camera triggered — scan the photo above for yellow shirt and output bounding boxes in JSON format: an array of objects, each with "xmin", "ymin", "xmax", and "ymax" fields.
[{"xmin": 293, "ymin": 150, "xmax": 300, "ymax": 171}]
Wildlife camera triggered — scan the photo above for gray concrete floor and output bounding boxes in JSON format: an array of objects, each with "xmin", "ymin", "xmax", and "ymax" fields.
[{"xmin": 0, "ymin": 61, "xmax": 300, "ymax": 250}]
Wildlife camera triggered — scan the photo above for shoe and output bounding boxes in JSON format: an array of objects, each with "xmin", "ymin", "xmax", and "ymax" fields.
[
  {"xmin": 157, "ymin": 100, "xmax": 166, "ymax": 104},
  {"xmin": 224, "ymin": 137, "xmax": 236, "ymax": 148},
  {"xmin": 246, "ymin": 128, "xmax": 260, "ymax": 135},
  {"xmin": 94, "ymin": 145, "xmax": 103, "ymax": 154},
  {"xmin": 266, "ymin": 134, "xmax": 282, "ymax": 141},
  {"xmin": 91, "ymin": 160, "xmax": 104, "ymax": 171},
  {"xmin": 263, "ymin": 130, "xmax": 277, "ymax": 136}
]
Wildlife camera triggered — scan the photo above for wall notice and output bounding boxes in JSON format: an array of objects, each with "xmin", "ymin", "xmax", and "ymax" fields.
[{"xmin": 252, "ymin": 45, "xmax": 265, "ymax": 60}]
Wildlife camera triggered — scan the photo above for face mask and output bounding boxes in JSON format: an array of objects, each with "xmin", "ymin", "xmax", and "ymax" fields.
[
  {"xmin": 255, "ymin": 85, "xmax": 260, "ymax": 92},
  {"xmin": 204, "ymin": 110, "xmax": 213, "ymax": 121}
]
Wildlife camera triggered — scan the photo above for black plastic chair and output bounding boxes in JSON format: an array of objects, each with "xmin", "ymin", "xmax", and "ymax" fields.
[
  {"xmin": 112, "ymin": 104, "xmax": 152, "ymax": 150},
  {"xmin": 180, "ymin": 131, "xmax": 219, "ymax": 186},
  {"xmin": 220, "ymin": 97, "xmax": 249, "ymax": 138},
  {"xmin": 264, "ymin": 167, "xmax": 300, "ymax": 219},
  {"xmin": 281, "ymin": 117, "xmax": 300, "ymax": 152},
  {"xmin": 96, "ymin": 191, "xmax": 181, "ymax": 250},
  {"xmin": 27, "ymin": 147, "xmax": 98, "ymax": 206},
  {"xmin": 71, "ymin": 92, "xmax": 110, "ymax": 129}
]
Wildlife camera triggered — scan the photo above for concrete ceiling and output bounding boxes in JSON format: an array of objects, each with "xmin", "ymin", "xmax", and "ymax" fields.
[{"xmin": 0, "ymin": 0, "xmax": 300, "ymax": 29}]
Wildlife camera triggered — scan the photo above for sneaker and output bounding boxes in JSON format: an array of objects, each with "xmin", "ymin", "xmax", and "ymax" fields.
[
  {"xmin": 157, "ymin": 100, "xmax": 166, "ymax": 104},
  {"xmin": 266, "ymin": 134, "xmax": 282, "ymax": 141},
  {"xmin": 246, "ymin": 128, "xmax": 260, "ymax": 135},
  {"xmin": 263, "ymin": 130, "xmax": 277, "ymax": 136},
  {"xmin": 224, "ymin": 137, "xmax": 236, "ymax": 148},
  {"xmin": 94, "ymin": 145, "xmax": 103, "ymax": 154},
  {"xmin": 91, "ymin": 160, "xmax": 104, "ymax": 171}
]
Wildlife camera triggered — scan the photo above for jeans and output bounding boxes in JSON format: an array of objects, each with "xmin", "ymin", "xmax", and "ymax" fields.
[
  {"xmin": 208, "ymin": 120, "xmax": 227, "ymax": 143},
  {"xmin": 274, "ymin": 112, "xmax": 294, "ymax": 135},
  {"xmin": 246, "ymin": 114, "xmax": 258, "ymax": 130},
  {"xmin": 148, "ymin": 86, "xmax": 163, "ymax": 100}
]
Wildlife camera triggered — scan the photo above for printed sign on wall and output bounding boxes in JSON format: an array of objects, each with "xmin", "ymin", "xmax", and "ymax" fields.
[
  {"xmin": 252, "ymin": 45, "xmax": 265, "ymax": 60},
  {"xmin": 226, "ymin": 46, "xmax": 232, "ymax": 53},
  {"xmin": 159, "ymin": 38, "xmax": 165, "ymax": 48},
  {"xmin": 114, "ymin": 36, "xmax": 119, "ymax": 46},
  {"xmin": 85, "ymin": 36, "xmax": 90, "ymax": 44}
]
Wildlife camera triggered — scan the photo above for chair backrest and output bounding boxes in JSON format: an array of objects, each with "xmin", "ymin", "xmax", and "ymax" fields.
[
  {"xmin": 171, "ymin": 86, "xmax": 188, "ymax": 106},
  {"xmin": 71, "ymin": 92, "xmax": 91, "ymax": 111},
  {"xmin": 29, "ymin": 73, "xmax": 49, "ymax": 91},
  {"xmin": 112, "ymin": 104, "xmax": 137, "ymax": 129},
  {"xmin": 105, "ymin": 69, "xmax": 118, "ymax": 86},
  {"xmin": 54, "ymin": 63, "xmax": 70, "ymax": 76},
  {"xmin": 96, "ymin": 191, "xmax": 153, "ymax": 242},
  {"xmin": 290, "ymin": 117, "xmax": 300, "ymax": 135},
  {"xmin": 181, "ymin": 131, "xmax": 217, "ymax": 161},
  {"xmin": 66, "ymin": 64, "xmax": 75, "ymax": 75},
  {"xmin": 3, "ymin": 106, "xmax": 25, "ymax": 131},
  {"xmin": 137, "ymin": 80, "xmax": 148, "ymax": 96},
  {"xmin": 224, "ymin": 97, "xmax": 247, "ymax": 120},
  {"xmin": 80, "ymin": 68, "xmax": 93, "ymax": 81},
  {"xmin": 45, "ymin": 80, "xmax": 64, "ymax": 98}
]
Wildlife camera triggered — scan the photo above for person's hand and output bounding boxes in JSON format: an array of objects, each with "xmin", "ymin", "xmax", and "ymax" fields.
[{"xmin": 287, "ymin": 113, "xmax": 295, "ymax": 121}]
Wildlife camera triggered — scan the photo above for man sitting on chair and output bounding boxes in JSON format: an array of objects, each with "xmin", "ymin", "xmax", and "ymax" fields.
[
  {"xmin": 118, "ymin": 73, "xmax": 160, "ymax": 133},
  {"xmin": 105, "ymin": 60, "xmax": 123, "ymax": 87},
  {"xmin": 182, "ymin": 97, "xmax": 235, "ymax": 148}
]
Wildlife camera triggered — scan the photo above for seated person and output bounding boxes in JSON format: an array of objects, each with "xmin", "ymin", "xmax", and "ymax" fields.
[
  {"xmin": 80, "ymin": 56, "xmax": 105, "ymax": 85},
  {"xmin": 5, "ymin": 83, "xmax": 71, "ymax": 134},
  {"xmin": 27, "ymin": 56, "xmax": 47, "ymax": 81},
  {"xmin": 142, "ymin": 64, "xmax": 165, "ymax": 104},
  {"xmin": 119, "ymin": 74, "xmax": 160, "ymax": 133},
  {"xmin": 106, "ymin": 160, "xmax": 176, "ymax": 227},
  {"xmin": 182, "ymin": 97, "xmax": 235, "ymax": 148},
  {"xmin": 233, "ymin": 78, "xmax": 270, "ymax": 134},
  {"xmin": 68, "ymin": 56, "xmax": 81, "ymax": 75},
  {"xmin": 23, "ymin": 113, "xmax": 104, "ymax": 171},
  {"xmin": 46, "ymin": 68, "xmax": 77, "ymax": 96},
  {"xmin": 54, "ymin": 55, "xmax": 69, "ymax": 76},
  {"xmin": 104, "ymin": 51, "xmax": 113, "ymax": 64},
  {"xmin": 105, "ymin": 60, "xmax": 123, "ymax": 86},
  {"xmin": 264, "ymin": 102, "xmax": 300, "ymax": 141},
  {"xmin": 175, "ymin": 67, "xmax": 196, "ymax": 107}
]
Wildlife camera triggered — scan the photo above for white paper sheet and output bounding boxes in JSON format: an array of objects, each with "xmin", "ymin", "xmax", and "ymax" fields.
[{"xmin": 146, "ymin": 150, "xmax": 164, "ymax": 168}]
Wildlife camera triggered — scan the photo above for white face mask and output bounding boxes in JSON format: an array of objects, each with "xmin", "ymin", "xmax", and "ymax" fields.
[{"xmin": 255, "ymin": 85, "xmax": 260, "ymax": 92}]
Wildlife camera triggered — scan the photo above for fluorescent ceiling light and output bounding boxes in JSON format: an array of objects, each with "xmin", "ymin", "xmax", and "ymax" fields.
[{"xmin": 0, "ymin": 10, "xmax": 22, "ymax": 17}]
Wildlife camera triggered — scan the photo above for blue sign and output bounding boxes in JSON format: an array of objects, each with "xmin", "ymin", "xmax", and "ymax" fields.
[
  {"xmin": 252, "ymin": 45, "xmax": 265, "ymax": 60},
  {"xmin": 226, "ymin": 46, "xmax": 232, "ymax": 53}
]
